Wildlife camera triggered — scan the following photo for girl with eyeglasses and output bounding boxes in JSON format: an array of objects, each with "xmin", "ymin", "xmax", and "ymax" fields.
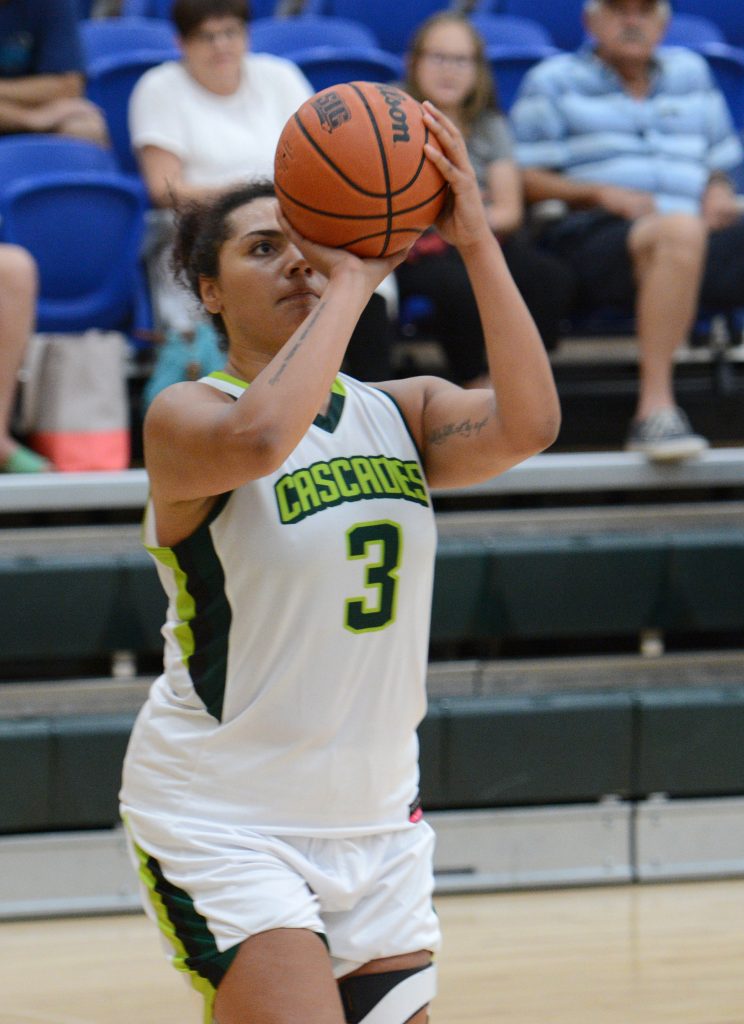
[{"xmin": 399, "ymin": 13, "xmax": 577, "ymax": 385}]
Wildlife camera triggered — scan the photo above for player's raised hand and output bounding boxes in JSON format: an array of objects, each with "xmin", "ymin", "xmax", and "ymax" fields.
[
  {"xmin": 276, "ymin": 202, "xmax": 411, "ymax": 293},
  {"xmin": 422, "ymin": 101, "xmax": 492, "ymax": 252}
]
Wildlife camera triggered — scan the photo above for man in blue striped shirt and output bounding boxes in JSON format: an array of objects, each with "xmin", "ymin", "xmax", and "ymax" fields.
[{"xmin": 511, "ymin": 0, "xmax": 744, "ymax": 461}]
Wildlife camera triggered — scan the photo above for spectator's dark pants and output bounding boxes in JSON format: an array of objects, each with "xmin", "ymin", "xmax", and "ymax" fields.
[
  {"xmin": 344, "ymin": 292, "xmax": 395, "ymax": 381},
  {"xmin": 396, "ymin": 229, "xmax": 577, "ymax": 385},
  {"xmin": 539, "ymin": 211, "xmax": 744, "ymax": 314}
]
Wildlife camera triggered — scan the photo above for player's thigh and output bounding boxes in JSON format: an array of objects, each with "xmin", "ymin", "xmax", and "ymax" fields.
[{"xmin": 214, "ymin": 927, "xmax": 345, "ymax": 1024}]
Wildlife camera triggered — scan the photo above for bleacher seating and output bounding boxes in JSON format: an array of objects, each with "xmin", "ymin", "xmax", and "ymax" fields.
[
  {"xmin": 0, "ymin": 134, "xmax": 118, "ymax": 179},
  {"xmin": 0, "ymin": 172, "xmax": 149, "ymax": 336},
  {"xmin": 289, "ymin": 46, "xmax": 404, "ymax": 91},
  {"xmin": 2, "ymin": 461, "xmax": 744, "ymax": 906},
  {"xmin": 468, "ymin": 11, "xmax": 555, "ymax": 48},
  {"xmin": 121, "ymin": 0, "xmax": 286, "ymax": 18},
  {"xmin": 303, "ymin": 0, "xmax": 451, "ymax": 55},
  {"xmin": 487, "ymin": 45, "xmax": 558, "ymax": 109},
  {"xmin": 499, "ymin": 0, "xmax": 585, "ymax": 52},
  {"xmin": 700, "ymin": 43, "xmax": 744, "ymax": 131},
  {"xmin": 250, "ymin": 13, "xmax": 379, "ymax": 53},
  {"xmin": 80, "ymin": 17, "xmax": 180, "ymax": 175},
  {"xmin": 672, "ymin": 0, "xmax": 744, "ymax": 49},
  {"xmin": 662, "ymin": 12, "xmax": 725, "ymax": 49}
]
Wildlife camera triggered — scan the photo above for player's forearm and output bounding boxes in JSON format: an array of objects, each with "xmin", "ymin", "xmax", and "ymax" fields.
[
  {"xmin": 461, "ymin": 232, "xmax": 561, "ymax": 454},
  {"xmin": 232, "ymin": 270, "xmax": 371, "ymax": 469}
]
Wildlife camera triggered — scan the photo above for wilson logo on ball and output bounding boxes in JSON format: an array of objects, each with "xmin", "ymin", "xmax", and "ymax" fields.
[
  {"xmin": 377, "ymin": 84, "xmax": 411, "ymax": 144},
  {"xmin": 312, "ymin": 91, "xmax": 351, "ymax": 134}
]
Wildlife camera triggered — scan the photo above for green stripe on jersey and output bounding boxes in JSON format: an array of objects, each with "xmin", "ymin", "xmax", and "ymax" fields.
[{"xmin": 146, "ymin": 494, "xmax": 232, "ymax": 721}]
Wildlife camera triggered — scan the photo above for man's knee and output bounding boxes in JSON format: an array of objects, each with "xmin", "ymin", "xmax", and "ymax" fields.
[{"xmin": 630, "ymin": 212, "xmax": 707, "ymax": 258}]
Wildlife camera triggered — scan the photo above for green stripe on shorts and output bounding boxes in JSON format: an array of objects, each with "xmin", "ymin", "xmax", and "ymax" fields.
[{"xmin": 133, "ymin": 840, "xmax": 239, "ymax": 1024}]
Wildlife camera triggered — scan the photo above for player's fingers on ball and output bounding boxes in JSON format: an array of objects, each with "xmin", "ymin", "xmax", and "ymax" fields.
[
  {"xmin": 422, "ymin": 102, "xmax": 463, "ymax": 146},
  {"xmin": 424, "ymin": 142, "xmax": 465, "ymax": 187}
]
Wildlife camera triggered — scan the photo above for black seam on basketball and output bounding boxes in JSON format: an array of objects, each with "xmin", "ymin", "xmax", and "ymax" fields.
[
  {"xmin": 350, "ymin": 82, "xmax": 394, "ymax": 255},
  {"xmin": 289, "ymin": 109, "xmax": 389, "ymax": 199},
  {"xmin": 275, "ymin": 178, "xmax": 447, "ymax": 221},
  {"xmin": 331, "ymin": 227, "xmax": 428, "ymax": 256}
]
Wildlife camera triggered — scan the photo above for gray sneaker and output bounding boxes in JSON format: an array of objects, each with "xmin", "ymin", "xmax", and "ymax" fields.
[{"xmin": 625, "ymin": 407, "xmax": 709, "ymax": 462}]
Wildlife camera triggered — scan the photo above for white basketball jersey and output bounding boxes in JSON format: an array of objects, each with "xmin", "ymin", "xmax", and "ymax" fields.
[{"xmin": 121, "ymin": 373, "xmax": 437, "ymax": 837}]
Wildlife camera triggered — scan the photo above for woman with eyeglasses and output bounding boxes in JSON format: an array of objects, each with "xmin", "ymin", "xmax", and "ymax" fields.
[
  {"xmin": 399, "ymin": 13, "xmax": 577, "ymax": 385},
  {"xmin": 130, "ymin": 0, "xmax": 397, "ymax": 402}
]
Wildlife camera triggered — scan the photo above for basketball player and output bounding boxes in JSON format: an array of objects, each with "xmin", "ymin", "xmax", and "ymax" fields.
[{"xmin": 119, "ymin": 102, "xmax": 560, "ymax": 1024}]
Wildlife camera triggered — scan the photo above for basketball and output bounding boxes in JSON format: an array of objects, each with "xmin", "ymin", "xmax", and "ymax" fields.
[{"xmin": 274, "ymin": 81, "xmax": 448, "ymax": 258}]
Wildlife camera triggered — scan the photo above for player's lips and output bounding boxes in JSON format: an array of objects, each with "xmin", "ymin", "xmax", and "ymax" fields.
[{"xmin": 278, "ymin": 288, "xmax": 319, "ymax": 304}]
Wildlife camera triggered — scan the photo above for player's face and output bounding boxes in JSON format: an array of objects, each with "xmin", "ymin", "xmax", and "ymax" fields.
[
  {"xmin": 180, "ymin": 15, "xmax": 247, "ymax": 95},
  {"xmin": 414, "ymin": 21, "xmax": 479, "ymax": 114},
  {"xmin": 200, "ymin": 197, "xmax": 326, "ymax": 355},
  {"xmin": 586, "ymin": 0, "xmax": 668, "ymax": 66}
]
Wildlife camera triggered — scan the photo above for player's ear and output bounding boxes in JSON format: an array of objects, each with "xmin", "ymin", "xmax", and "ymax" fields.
[{"xmin": 199, "ymin": 275, "xmax": 222, "ymax": 313}]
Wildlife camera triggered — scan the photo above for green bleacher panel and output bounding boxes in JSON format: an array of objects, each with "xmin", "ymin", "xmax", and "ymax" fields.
[
  {"xmin": 47, "ymin": 714, "xmax": 135, "ymax": 830},
  {"xmin": 476, "ymin": 536, "xmax": 668, "ymax": 639},
  {"xmin": 0, "ymin": 554, "xmax": 163, "ymax": 666},
  {"xmin": 423, "ymin": 692, "xmax": 635, "ymax": 809},
  {"xmin": 0, "ymin": 719, "xmax": 51, "ymax": 833},
  {"xmin": 663, "ymin": 533, "xmax": 744, "ymax": 633},
  {"xmin": 634, "ymin": 686, "xmax": 744, "ymax": 798},
  {"xmin": 4, "ymin": 685, "xmax": 744, "ymax": 834},
  {"xmin": 429, "ymin": 539, "xmax": 493, "ymax": 643},
  {"xmin": 1, "ymin": 560, "xmax": 122, "ymax": 662},
  {"xmin": 2, "ymin": 525, "xmax": 744, "ymax": 671},
  {"xmin": 0, "ymin": 714, "xmax": 135, "ymax": 833}
]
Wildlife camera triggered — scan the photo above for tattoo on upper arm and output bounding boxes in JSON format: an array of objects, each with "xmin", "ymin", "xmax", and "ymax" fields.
[
  {"xmin": 268, "ymin": 300, "xmax": 327, "ymax": 386},
  {"xmin": 429, "ymin": 415, "xmax": 489, "ymax": 446}
]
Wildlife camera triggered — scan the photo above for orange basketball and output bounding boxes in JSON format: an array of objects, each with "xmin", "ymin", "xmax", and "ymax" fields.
[{"xmin": 274, "ymin": 81, "xmax": 448, "ymax": 258}]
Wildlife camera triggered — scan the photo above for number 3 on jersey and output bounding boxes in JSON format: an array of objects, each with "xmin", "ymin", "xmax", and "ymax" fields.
[{"xmin": 345, "ymin": 520, "xmax": 402, "ymax": 633}]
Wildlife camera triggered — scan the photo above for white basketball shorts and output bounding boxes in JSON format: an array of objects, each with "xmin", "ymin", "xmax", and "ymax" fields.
[{"xmin": 123, "ymin": 813, "xmax": 441, "ymax": 1010}]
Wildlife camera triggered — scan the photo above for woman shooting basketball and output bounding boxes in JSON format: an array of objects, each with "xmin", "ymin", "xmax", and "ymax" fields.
[{"xmin": 119, "ymin": 102, "xmax": 560, "ymax": 1024}]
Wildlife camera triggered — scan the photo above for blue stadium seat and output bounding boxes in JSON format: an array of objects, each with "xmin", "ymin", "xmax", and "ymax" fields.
[
  {"xmin": 0, "ymin": 135, "xmax": 118, "ymax": 181},
  {"xmin": 80, "ymin": 15, "xmax": 177, "ymax": 59},
  {"xmin": 250, "ymin": 14, "xmax": 379, "ymax": 54},
  {"xmin": 80, "ymin": 18, "xmax": 179, "ymax": 175},
  {"xmin": 487, "ymin": 45, "xmax": 560, "ymax": 110},
  {"xmin": 0, "ymin": 172, "xmax": 150, "ymax": 336},
  {"xmin": 469, "ymin": 12, "xmax": 554, "ymax": 48},
  {"xmin": 699, "ymin": 43, "xmax": 744, "ymax": 131},
  {"xmin": 304, "ymin": 0, "xmax": 451, "ymax": 55},
  {"xmin": 671, "ymin": 0, "xmax": 744, "ymax": 49},
  {"xmin": 121, "ymin": 0, "xmax": 278, "ymax": 18},
  {"xmin": 500, "ymin": 0, "xmax": 585, "ymax": 52},
  {"xmin": 287, "ymin": 45, "xmax": 404, "ymax": 92},
  {"xmin": 662, "ymin": 13, "xmax": 725, "ymax": 50}
]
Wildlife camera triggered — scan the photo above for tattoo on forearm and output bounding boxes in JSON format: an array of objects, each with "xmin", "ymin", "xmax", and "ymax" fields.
[
  {"xmin": 429, "ymin": 415, "xmax": 489, "ymax": 446},
  {"xmin": 268, "ymin": 300, "xmax": 327, "ymax": 386}
]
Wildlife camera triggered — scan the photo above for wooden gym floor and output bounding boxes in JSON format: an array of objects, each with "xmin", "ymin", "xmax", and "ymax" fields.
[{"xmin": 2, "ymin": 878, "xmax": 744, "ymax": 1024}]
